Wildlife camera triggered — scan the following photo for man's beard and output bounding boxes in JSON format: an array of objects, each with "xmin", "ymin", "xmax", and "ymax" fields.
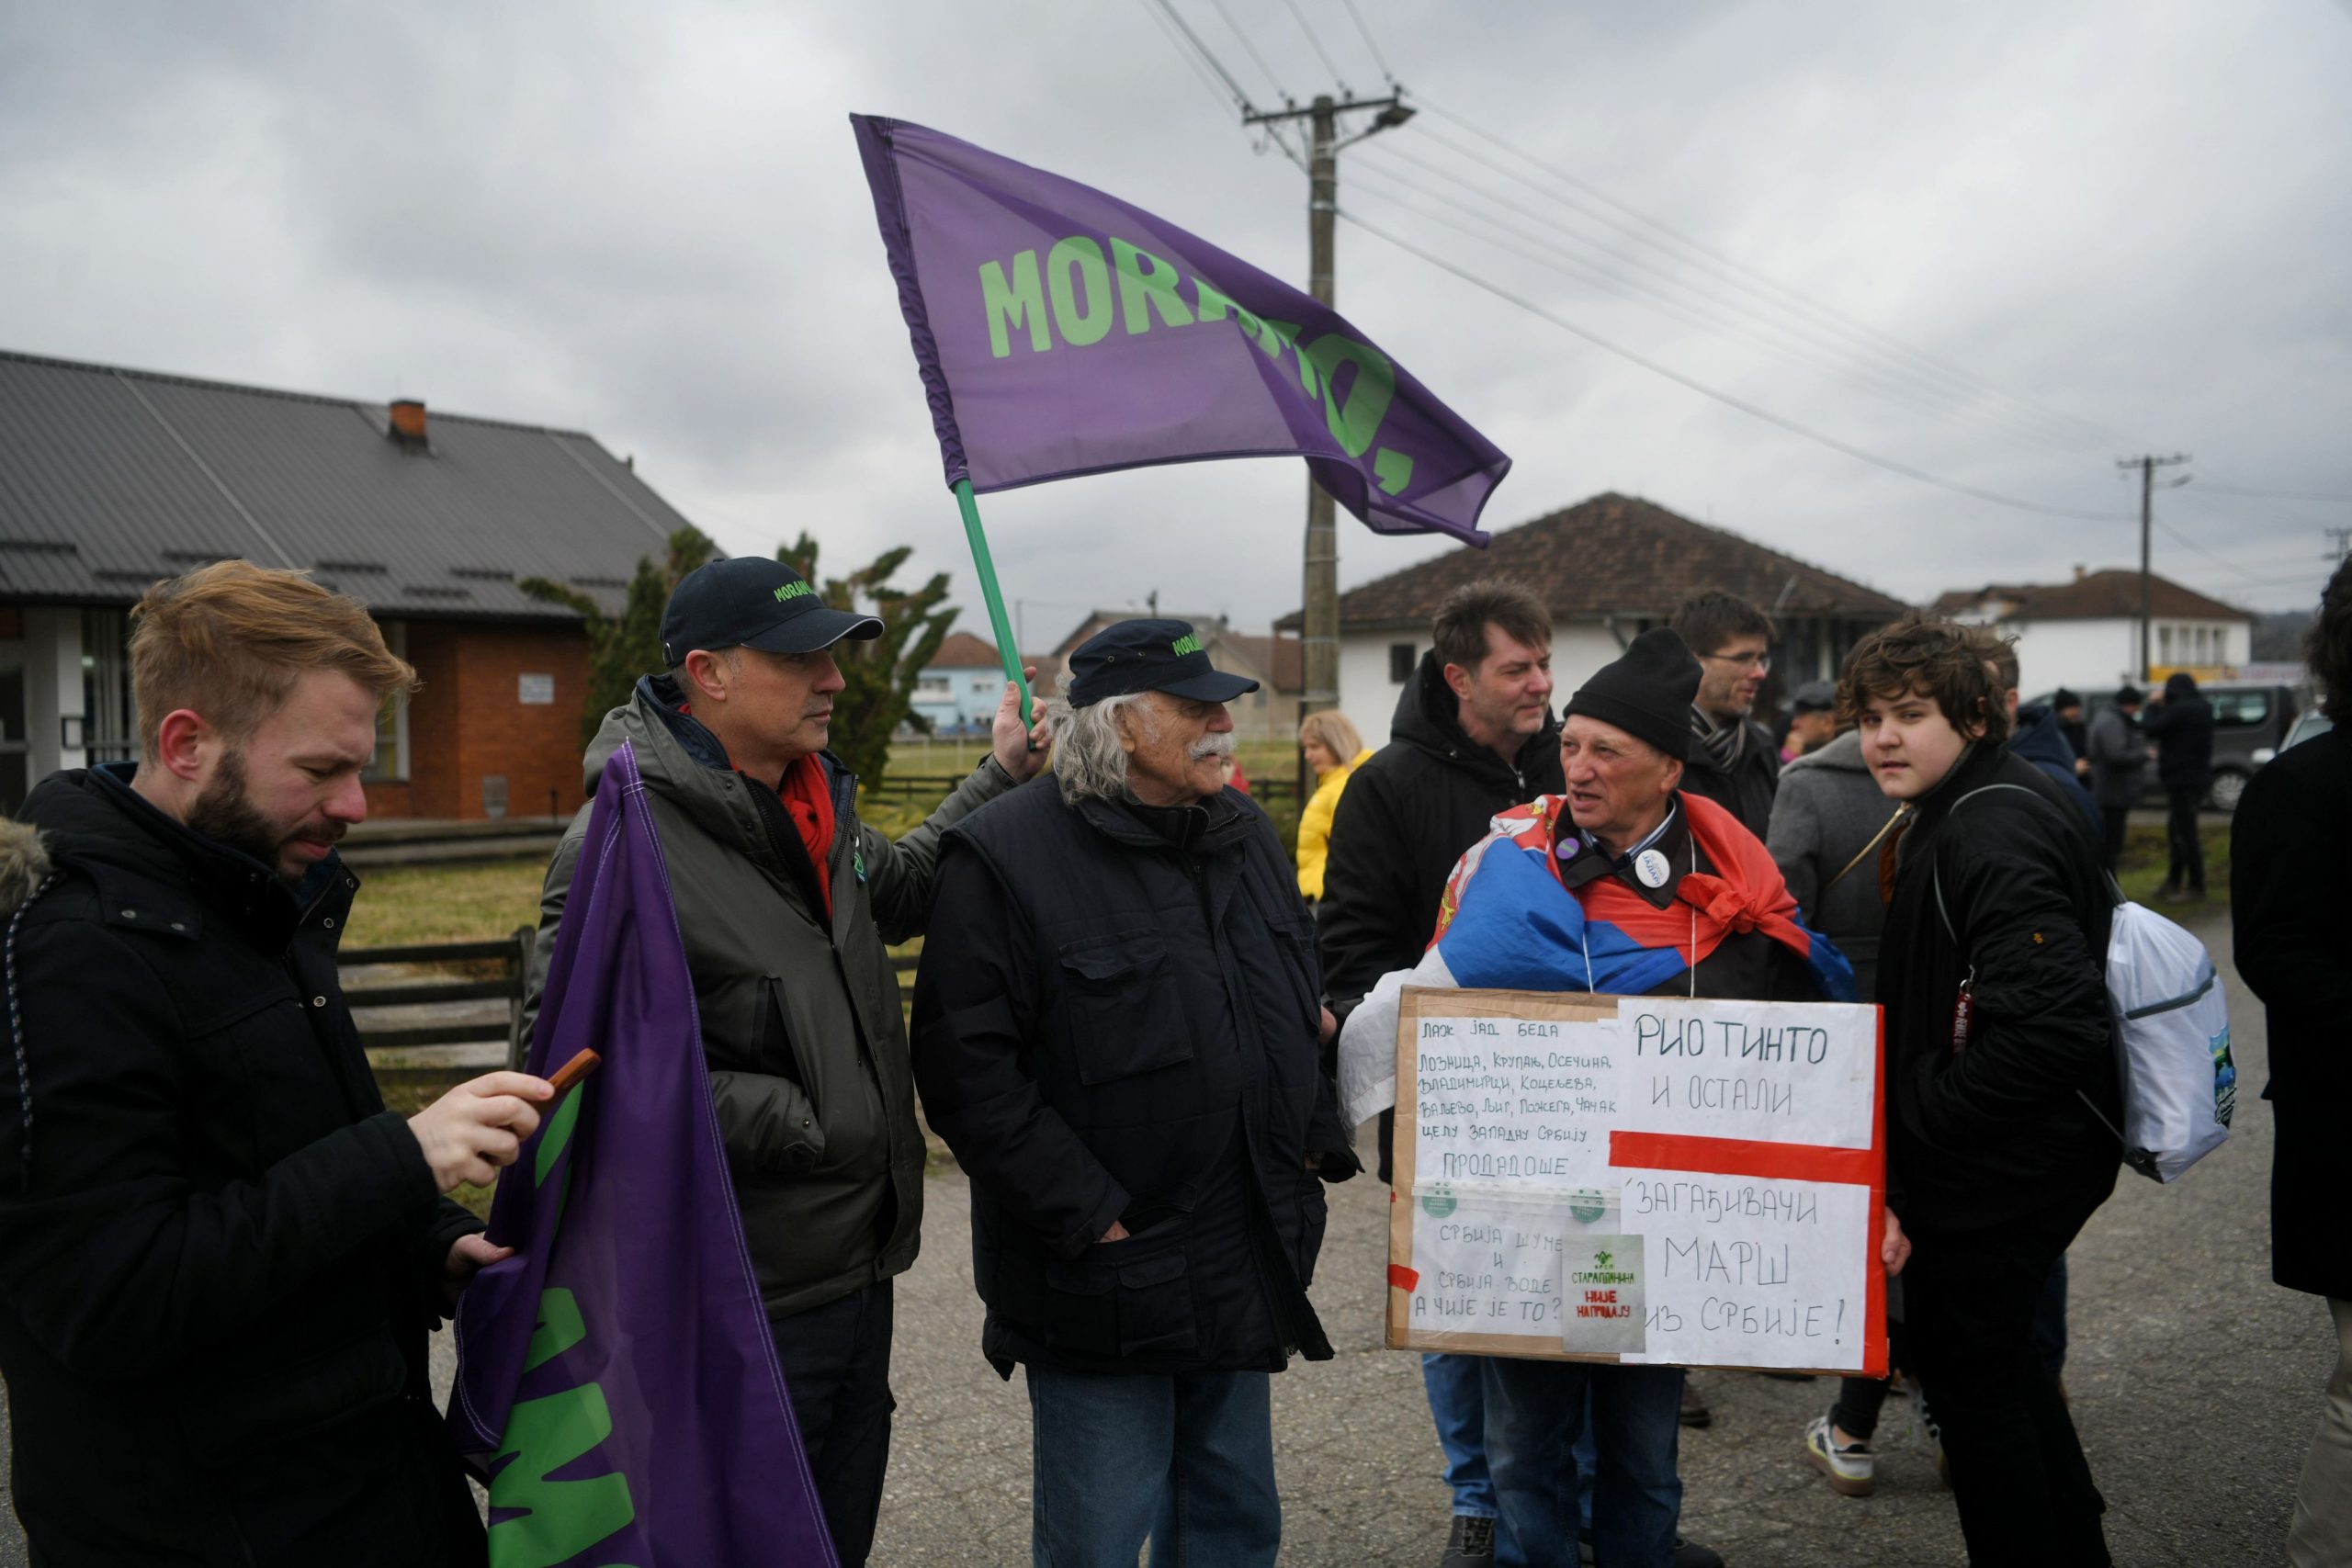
[{"xmin": 186, "ymin": 751, "xmax": 319, "ymax": 882}]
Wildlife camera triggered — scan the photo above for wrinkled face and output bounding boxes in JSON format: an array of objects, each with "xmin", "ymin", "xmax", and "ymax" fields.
[
  {"xmin": 1447, "ymin": 626, "xmax": 1554, "ymax": 746},
  {"xmin": 1119, "ymin": 691, "xmax": 1235, "ymax": 806},
  {"xmin": 1787, "ymin": 709, "xmax": 1838, "ymax": 754},
  {"xmin": 1559, "ymin": 715, "xmax": 1681, "ymax": 850},
  {"xmin": 185, "ymin": 669, "xmax": 379, "ymax": 884},
  {"xmin": 697, "ymin": 645, "xmax": 846, "ymax": 761},
  {"xmin": 1857, "ymin": 686, "xmax": 1979, "ymax": 800},
  {"xmin": 1695, "ymin": 635, "xmax": 1771, "ymax": 720},
  {"xmin": 1301, "ymin": 736, "xmax": 1337, "ymax": 776}
]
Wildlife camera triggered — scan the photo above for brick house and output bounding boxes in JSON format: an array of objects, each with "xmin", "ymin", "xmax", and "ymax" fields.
[
  {"xmin": 0, "ymin": 349, "xmax": 700, "ymax": 818},
  {"xmin": 1279, "ymin": 492, "xmax": 1910, "ymax": 746}
]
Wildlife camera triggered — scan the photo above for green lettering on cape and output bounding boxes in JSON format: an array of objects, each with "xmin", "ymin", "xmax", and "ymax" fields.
[
  {"xmin": 488, "ymin": 1289, "xmax": 639, "ymax": 1568},
  {"xmin": 979, "ymin": 251, "xmax": 1049, "ymax": 358}
]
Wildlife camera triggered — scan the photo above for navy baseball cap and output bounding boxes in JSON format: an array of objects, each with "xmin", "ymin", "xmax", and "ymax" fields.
[
  {"xmin": 660, "ymin": 558, "xmax": 882, "ymax": 667},
  {"xmin": 1790, "ymin": 680, "xmax": 1837, "ymax": 714},
  {"xmin": 1065, "ymin": 619, "xmax": 1259, "ymax": 708}
]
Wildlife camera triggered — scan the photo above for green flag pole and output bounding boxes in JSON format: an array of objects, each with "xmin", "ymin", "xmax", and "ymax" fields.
[{"xmin": 953, "ymin": 479, "xmax": 1035, "ymax": 730}]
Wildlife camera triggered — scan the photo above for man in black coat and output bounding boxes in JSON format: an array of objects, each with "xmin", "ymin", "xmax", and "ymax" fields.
[
  {"xmin": 0, "ymin": 562, "xmax": 552, "ymax": 1566},
  {"xmin": 1669, "ymin": 592, "xmax": 1781, "ymax": 836},
  {"xmin": 1315, "ymin": 581, "xmax": 1561, "ymax": 1568},
  {"xmin": 2142, "ymin": 671, "xmax": 2215, "ymax": 900},
  {"xmin": 2232, "ymin": 559, "xmax": 2352, "ymax": 1564},
  {"xmin": 912, "ymin": 620, "xmax": 1355, "ymax": 1568},
  {"xmin": 1845, "ymin": 614, "xmax": 2121, "ymax": 1568}
]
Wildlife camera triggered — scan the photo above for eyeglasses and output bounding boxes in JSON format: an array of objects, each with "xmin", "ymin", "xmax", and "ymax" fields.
[{"xmin": 1702, "ymin": 650, "xmax": 1773, "ymax": 672}]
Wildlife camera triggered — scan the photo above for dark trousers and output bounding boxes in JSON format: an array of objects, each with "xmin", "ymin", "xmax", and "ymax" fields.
[
  {"xmin": 2098, "ymin": 806, "xmax": 2131, "ymax": 873},
  {"xmin": 1907, "ymin": 1198, "xmax": 2111, "ymax": 1567},
  {"xmin": 769, "ymin": 1281, "xmax": 896, "ymax": 1567},
  {"xmin": 2165, "ymin": 785, "xmax": 2206, "ymax": 892}
]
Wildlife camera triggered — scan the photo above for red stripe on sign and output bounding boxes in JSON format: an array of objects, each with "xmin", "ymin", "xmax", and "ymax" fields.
[
  {"xmin": 1388, "ymin": 1264, "xmax": 1419, "ymax": 1292},
  {"xmin": 1608, "ymin": 1131, "xmax": 1876, "ymax": 1187}
]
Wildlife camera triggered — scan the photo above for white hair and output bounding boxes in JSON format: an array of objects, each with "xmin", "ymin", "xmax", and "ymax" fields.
[{"xmin": 1049, "ymin": 691, "xmax": 1152, "ymax": 803}]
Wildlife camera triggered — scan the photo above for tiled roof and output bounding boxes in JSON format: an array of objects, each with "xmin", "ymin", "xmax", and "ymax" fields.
[
  {"xmin": 1277, "ymin": 492, "xmax": 1910, "ymax": 631},
  {"xmin": 0, "ymin": 349, "xmax": 702, "ymax": 618},
  {"xmin": 926, "ymin": 630, "xmax": 1008, "ymax": 668},
  {"xmin": 1931, "ymin": 569, "xmax": 2249, "ymax": 624}
]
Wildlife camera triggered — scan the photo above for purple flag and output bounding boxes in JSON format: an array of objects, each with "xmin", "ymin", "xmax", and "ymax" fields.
[
  {"xmin": 447, "ymin": 742, "xmax": 836, "ymax": 1568},
  {"xmin": 853, "ymin": 113, "xmax": 1511, "ymax": 545}
]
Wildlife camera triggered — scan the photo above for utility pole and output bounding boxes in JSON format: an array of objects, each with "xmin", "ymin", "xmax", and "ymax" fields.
[
  {"xmin": 2118, "ymin": 453, "xmax": 2191, "ymax": 681},
  {"xmin": 1243, "ymin": 91, "xmax": 1413, "ymax": 728}
]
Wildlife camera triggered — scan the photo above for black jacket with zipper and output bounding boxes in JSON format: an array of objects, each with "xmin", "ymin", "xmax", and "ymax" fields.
[
  {"xmin": 0, "ymin": 767, "xmax": 483, "ymax": 1567},
  {"xmin": 911, "ymin": 776, "xmax": 1354, "ymax": 1378},
  {"xmin": 1318, "ymin": 650, "xmax": 1564, "ymax": 1020},
  {"xmin": 1680, "ymin": 715, "xmax": 1781, "ymax": 839},
  {"xmin": 1879, "ymin": 743, "xmax": 2122, "ymax": 1232}
]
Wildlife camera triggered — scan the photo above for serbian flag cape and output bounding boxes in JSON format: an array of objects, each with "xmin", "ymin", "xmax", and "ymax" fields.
[
  {"xmin": 447, "ymin": 742, "xmax": 838, "ymax": 1568},
  {"xmin": 1340, "ymin": 792, "xmax": 1852, "ymax": 1127}
]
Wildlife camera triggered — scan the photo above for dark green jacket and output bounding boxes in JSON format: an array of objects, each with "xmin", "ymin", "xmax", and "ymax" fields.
[{"xmin": 525, "ymin": 676, "xmax": 1016, "ymax": 1318}]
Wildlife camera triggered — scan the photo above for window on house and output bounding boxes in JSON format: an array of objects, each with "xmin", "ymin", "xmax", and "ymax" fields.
[
  {"xmin": 1389, "ymin": 643, "xmax": 1416, "ymax": 682},
  {"xmin": 366, "ymin": 621, "xmax": 410, "ymax": 783},
  {"xmin": 2158, "ymin": 626, "xmax": 2175, "ymax": 665},
  {"xmin": 913, "ymin": 678, "xmax": 952, "ymax": 701},
  {"xmin": 80, "ymin": 609, "xmax": 137, "ymax": 762}
]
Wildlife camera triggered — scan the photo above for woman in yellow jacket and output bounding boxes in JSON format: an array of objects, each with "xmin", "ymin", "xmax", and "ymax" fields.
[{"xmin": 1295, "ymin": 708, "xmax": 1372, "ymax": 903}]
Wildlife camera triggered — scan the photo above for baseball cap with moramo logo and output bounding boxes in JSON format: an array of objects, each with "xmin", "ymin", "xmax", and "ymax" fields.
[
  {"xmin": 1064, "ymin": 618, "xmax": 1259, "ymax": 708},
  {"xmin": 660, "ymin": 557, "xmax": 883, "ymax": 667}
]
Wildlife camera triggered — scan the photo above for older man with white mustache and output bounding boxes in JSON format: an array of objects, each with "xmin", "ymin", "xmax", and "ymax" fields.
[{"xmin": 913, "ymin": 617, "xmax": 1357, "ymax": 1568}]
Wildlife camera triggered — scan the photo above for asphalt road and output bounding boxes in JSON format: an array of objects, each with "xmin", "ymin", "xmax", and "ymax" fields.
[{"xmin": 0, "ymin": 903, "xmax": 2331, "ymax": 1566}]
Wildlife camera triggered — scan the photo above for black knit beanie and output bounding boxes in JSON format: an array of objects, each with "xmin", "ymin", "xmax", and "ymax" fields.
[{"xmin": 1563, "ymin": 627, "xmax": 1702, "ymax": 760}]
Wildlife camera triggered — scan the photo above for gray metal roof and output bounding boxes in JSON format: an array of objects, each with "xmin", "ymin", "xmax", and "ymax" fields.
[{"xmin": 0, "ymin": 349, "xmax": 704, "ymax": 619}]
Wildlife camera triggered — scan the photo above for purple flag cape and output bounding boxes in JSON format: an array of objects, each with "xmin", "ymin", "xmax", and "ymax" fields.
[
  {"xmin": 853, "ymin": 113, "xmax": 1511, "ymax": 545},
  {"xmin": 447, "ymin": 742, "xmax": 837, "ymax": 1568}
]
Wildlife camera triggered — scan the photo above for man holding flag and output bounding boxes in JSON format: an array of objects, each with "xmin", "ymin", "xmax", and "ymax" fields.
[
  {"xmin": 1340, "ymin": 629, "xmax": 1867, "ymax": 1568},
  {"xmin": 521, "ymin": 554, "xmax": 1048, "ymax": 1566}
]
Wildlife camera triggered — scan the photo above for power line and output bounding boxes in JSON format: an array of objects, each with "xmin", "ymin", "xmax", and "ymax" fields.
[
  {"xmin": 1279, "ymin": 0, "xmax": 1348, "ymax": 85},
  {"xmin": 1406, "ymin": 95, "xmax": 2138, "ymax": 456},
  {"xmin": 1338, "ymin": 0, "xmax": 1397, "ymax": 84},
  {"xmin": 1342, "ymin": 151, "xmax": 2105, "ymax": 460},
  {"xmin": 1340, "ymin": 205, "xmax": 2133, "ymax": 524},
  {"xmin": 1137, "ymin": 0, "xmax": 1311, "ymax": 171},
  {"xmin": 1136, "ymin": 0, "xmax": 1252, "ymax": 120},
  {"xmin": 1202, "ymin": 0, "xmax": 1292, "ymax": 103},
  {"xmin": 2193, "ymin": 480, "xmax": 2352, "ymax": 503}
]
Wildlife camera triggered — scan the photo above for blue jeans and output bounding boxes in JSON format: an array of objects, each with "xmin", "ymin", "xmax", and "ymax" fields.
[
  {"xmin": 1483, "ymin": 1359, "xmax": 1684, "ymax": 1568},
  {"xmin": 1025, "ymin": 1366, "xmax": 1280, "ymax": 1568},
  {"xmin": 1423, "ymin": 1353, "xmax": 1496, "ymax": 1517}
]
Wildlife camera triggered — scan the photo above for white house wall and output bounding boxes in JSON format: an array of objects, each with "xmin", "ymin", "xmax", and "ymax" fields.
[
  {"xmin": 1960, "ymin": 615, "xmax": 2253, "ymax": 698},
  {"xmin": 1340, "ymin": 624, "xmax": 1627, "ymax": 748}
]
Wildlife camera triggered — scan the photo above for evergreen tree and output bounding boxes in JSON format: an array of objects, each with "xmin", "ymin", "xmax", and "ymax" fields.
[{"xmin": 521, "ymin": 525, "xmax": 718, "ymax": 749}]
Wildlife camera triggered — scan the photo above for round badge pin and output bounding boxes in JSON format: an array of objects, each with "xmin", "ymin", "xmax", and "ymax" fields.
[{"xmin": 1634, "ymin": 849, "xmax": 1672, "ymax": 888}]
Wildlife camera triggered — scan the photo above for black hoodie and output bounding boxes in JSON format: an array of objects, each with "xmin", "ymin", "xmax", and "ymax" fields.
[
  {"xmin": 2140, "ymin": 671, "xmax": 2215, "ymax": 793},
  {"xmin": 1317, "ymin": 649, "xmax": 1563, "ymax": 1022}
]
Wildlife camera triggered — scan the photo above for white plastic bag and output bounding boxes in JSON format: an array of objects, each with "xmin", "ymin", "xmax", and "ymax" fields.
[{"xmin": 2102, "ymin": 900, "xmax": 2234, "ymax": 1182}]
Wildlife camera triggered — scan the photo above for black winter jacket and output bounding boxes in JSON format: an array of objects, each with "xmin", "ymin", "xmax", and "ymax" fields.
[
  {"xmin": 1319, "ymin": 651, "xmax": 1563, "ymax": 1016},
  {"xmin": 0, "ymin": 769, "xmax": 483, "ymax": 1567},
  {"xmin": 1680, "ymin": 716, "xmax": 1781, "ymax": 839},
  {"xmin": 911, "ymin": 777, "xmax": 1353, "ymax": 1378},
  {"xmin": 2141, "ymin": 673, "xmax": 2215, "ymax": 793},
  {"xmin": 2010, "ymin": 705, "xmax": 2100, "ymax": 832},
  {"xmin": 1879, "ymin": 745, "xmax": 2123, "ymax": 1231},
  {"xmin": 2231, "ymin": 724, "xmax": 2352, "ymax": 1300}
]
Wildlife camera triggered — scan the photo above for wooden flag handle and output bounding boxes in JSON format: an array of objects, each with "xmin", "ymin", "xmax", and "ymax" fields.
[{"xmin": 546, "ymin": 1048, "xmax": 602, "ymax": 1098}]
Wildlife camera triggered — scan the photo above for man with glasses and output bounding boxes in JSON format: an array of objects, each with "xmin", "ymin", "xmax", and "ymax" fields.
[{"xmin": 1668, "ymin": 592, "xmax": 1781, "ymax": 837}]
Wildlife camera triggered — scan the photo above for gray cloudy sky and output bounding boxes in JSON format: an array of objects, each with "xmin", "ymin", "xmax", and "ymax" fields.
[{"xmin": 5, "ymin": 1, "xmax": 2346, "ymax": 647}]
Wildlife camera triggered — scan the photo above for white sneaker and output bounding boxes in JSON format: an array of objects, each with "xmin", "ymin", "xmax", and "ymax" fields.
[{"xmin": 1804, "ymin": 1413, "xmax": 1876, "ymax": 1496}]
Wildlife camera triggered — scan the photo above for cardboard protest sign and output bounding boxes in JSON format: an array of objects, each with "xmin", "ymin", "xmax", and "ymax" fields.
[{"xmin": 1386, "ymin": 987, "xmax": 1887, "ymax": 1376}]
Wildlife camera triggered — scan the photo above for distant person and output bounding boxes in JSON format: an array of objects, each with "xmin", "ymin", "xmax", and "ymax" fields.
[
  {"xmin": 1295, "ymin": 708, "xmax": 1372, "ymax": 902},
  {"xmin": 1318, "ymin": 580, "xmax": 1563, "ymax": 1568},
  {"xmin": 2233, "ymin": 557, "xmax": 2352, "ymax": 1568},
  {"xmin": 1781, "ymin": 680, "xmax": 1838, "ymax": 760},
  {"xmin": 1984, "ymin": 636, "xmax": 2099, "ymax": 833},
  {"xmin": 1668, "ymin": 592, "xmax": 1781, "ymax": 835},
  {"xmin": 0, "ymin": 562, "xmax": 550, "ymax": 1565},
  {"xmin": 2142, "ymin": 671, "xmax": 2215, "ymax": 902},
  {"xmin": 2052, "ymin": 689, "xmax": 2090, "ymax": 770},
  {"xmin": 2085, "ymin": 686, "xmax": 2148, "ymax": 872},
  {"xmin": 1221, "ymin": 752, "xmax": 1252, "ymax": 795},
  {"xmin": 1846, "ymin": 613, "xmax": 2121, "ymax": 1568},
  {"xmin": 910, "ymin": 619, "xmax": 1355, "ymax": 1568}
]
